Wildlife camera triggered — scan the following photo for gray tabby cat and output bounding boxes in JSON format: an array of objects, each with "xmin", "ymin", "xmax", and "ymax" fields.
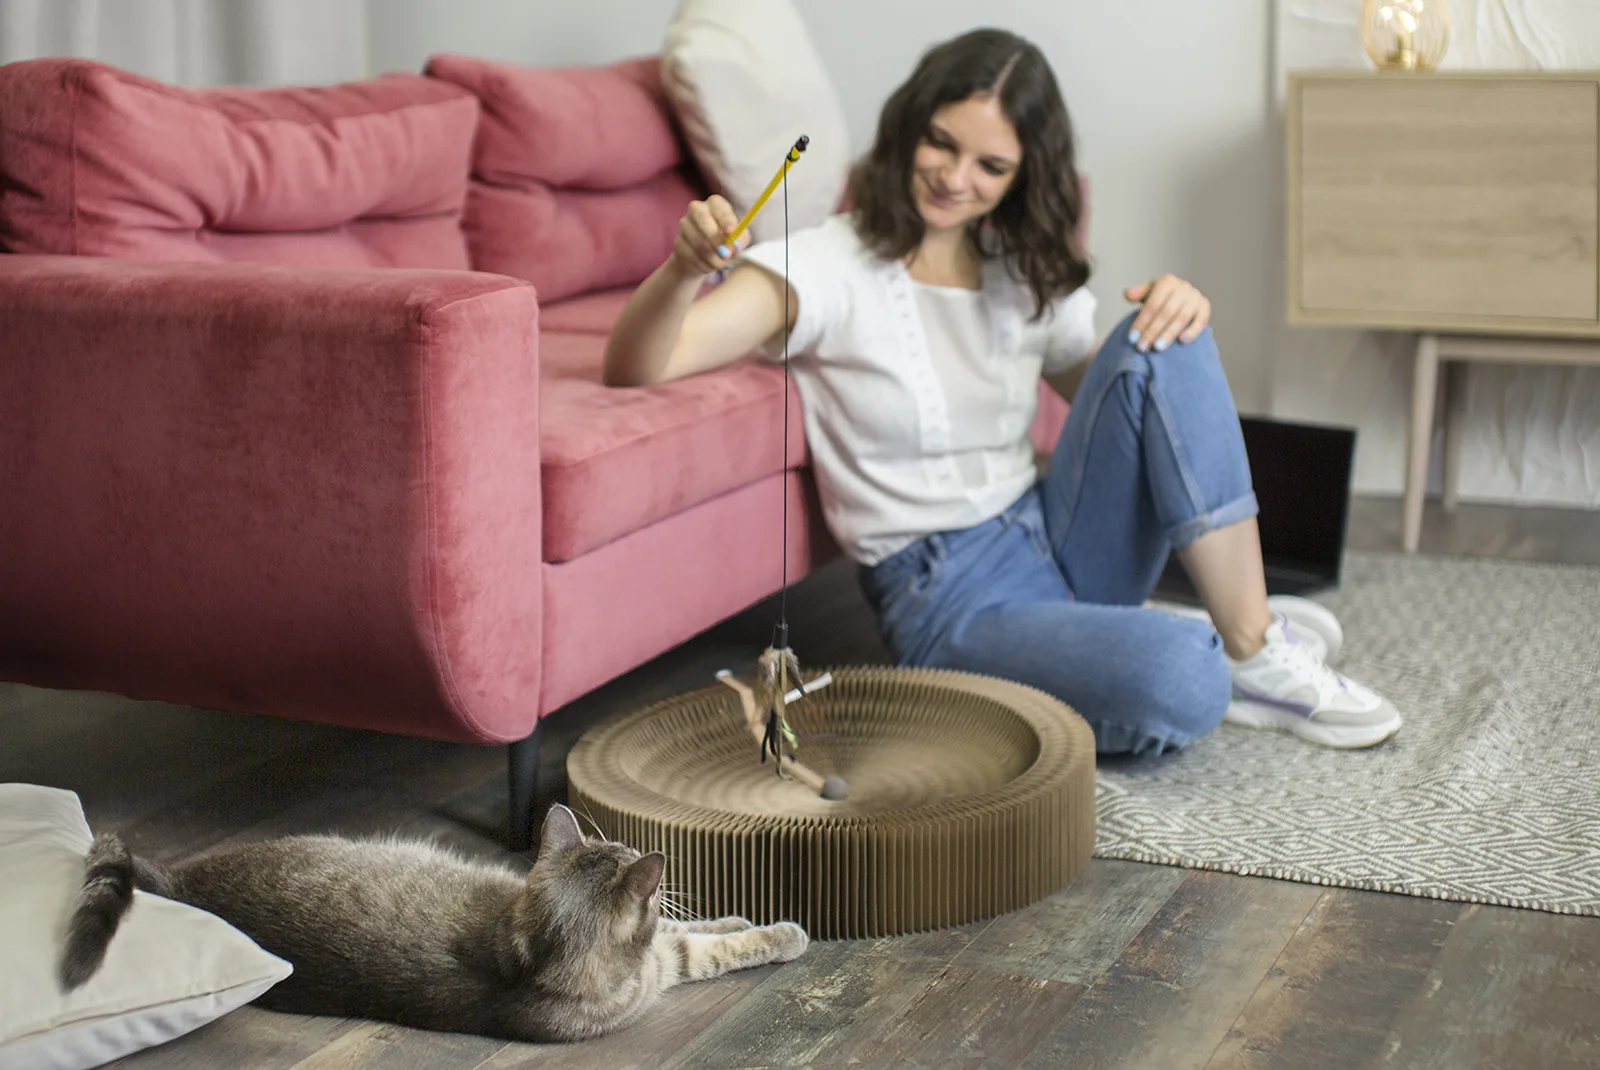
[{"xmin": 58, "ymin": 804, "xmax": 807, "ymax": 1042}]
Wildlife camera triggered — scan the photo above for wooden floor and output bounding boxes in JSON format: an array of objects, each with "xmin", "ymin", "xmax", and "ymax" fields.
[{"xmin": 5, "ymin": 496, "xmax": 1600, "ymax": 1069}]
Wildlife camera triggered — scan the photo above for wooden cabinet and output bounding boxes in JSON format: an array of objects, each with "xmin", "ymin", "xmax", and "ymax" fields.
[
  {"xmin": 1285, "ymin": 71, "xmax": 1600, "ymax": 337},
  {"xmin": 1286, "ymin": 71, "xmax": 1600, "ymax": 553}
]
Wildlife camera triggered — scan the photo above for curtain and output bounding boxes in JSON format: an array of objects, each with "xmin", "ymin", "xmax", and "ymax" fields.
[{"xmin": 0, "ymin": 0, "xmax": 368, "ymax": 86}]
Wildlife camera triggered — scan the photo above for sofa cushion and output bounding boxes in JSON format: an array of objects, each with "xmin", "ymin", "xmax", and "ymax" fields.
[
  {"xmin": 661, "ymin": 0, "xmax": 850, "ymax": 244},
  {"xmin": 463, "ymin": 173, "xmax": 697, "ymax": 308},
  {"xmin": 539, "ymin": 288, "xmax": 635, "ymax": 334},
  {"xmin": 425, "ymin": 54, "xmax": 706, "ymax": 303},
  {"xmin": 0, "ymin": 59, "xmax": 477, "ymax": 269},
  {"xmin": 540, "ymin": 331, "xmax": 807, "ymax": 562}
]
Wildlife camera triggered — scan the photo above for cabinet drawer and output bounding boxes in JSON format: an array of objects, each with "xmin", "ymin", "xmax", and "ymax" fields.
[{"xmin": 1289, "ymin": 74, "xmax": 1600, "ymax": 332}]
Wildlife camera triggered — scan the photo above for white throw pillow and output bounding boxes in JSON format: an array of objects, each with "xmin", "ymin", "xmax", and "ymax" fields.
[
  {"xmin": 0, "ymin": 785, "xmax": 292, "ymax": 1070},
  {"xmin": 661, "ymin": 0, "xmax": 851, "ymax": 244}
]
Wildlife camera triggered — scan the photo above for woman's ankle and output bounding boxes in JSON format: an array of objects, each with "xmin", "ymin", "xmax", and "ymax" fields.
[{"xmin": 1219, "ymin": 613, "xmax": 1272, "ymax": 662}]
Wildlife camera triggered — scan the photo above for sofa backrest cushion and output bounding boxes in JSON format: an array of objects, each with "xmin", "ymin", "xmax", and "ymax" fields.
[
  {"xmin": 425, "ymin": 54, "xmax": 705, "ymax": 304},
  {"xmin": 0, "ymin": 59, "xmax": 478, "ymax": 270}
]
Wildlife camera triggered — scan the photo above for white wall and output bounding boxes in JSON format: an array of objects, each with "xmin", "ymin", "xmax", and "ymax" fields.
[
  {"xmin": 366, "ymin": 0, "xmax": 1280, "ymax": 413},
  {"xmin": 366, "ymin": 0, "xmax": 671, "ymax": 73}
]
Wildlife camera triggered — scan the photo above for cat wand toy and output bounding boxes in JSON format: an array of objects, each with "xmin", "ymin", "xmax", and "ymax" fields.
[
  {"xmin": 716, "ymin": 666, "xmax": 846, "ymax": 800},
  {"xmin": 719, "ymin": 135, "xmax": 809, "ymax": 255},
  {"xmin": 709, "ymin": 133, "xmax": 846, "ymax": 801}
]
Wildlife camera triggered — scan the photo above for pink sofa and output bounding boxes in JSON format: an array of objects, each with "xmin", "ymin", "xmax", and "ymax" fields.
[{"xmin": 0, "ymin": 55, "xmax": 1069, "ymax": 847}]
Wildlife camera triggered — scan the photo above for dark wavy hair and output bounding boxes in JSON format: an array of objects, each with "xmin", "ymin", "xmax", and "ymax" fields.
[{"xmin": 848, "ymin": 28, "xmax": 1089, "ymax": 319}]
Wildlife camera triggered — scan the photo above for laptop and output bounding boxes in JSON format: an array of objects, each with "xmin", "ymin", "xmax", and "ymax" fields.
[{"xmin": 1154, "ymin": 416, "xmax": 1356, "ymax": 604}]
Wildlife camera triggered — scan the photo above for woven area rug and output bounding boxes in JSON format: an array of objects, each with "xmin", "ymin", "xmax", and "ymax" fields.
[{"xmin": 1096, "ymin": 552, "xmax": 1600, "ymax": 916}]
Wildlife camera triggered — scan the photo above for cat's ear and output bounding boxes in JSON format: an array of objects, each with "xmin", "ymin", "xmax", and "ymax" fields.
[
  {"xmin": 623, "ymin": 852, "xmax": 665, "ymax": 901},
  {"xmin": 539, "ymin": 804, "xmax": 584, "ymax": 855}
]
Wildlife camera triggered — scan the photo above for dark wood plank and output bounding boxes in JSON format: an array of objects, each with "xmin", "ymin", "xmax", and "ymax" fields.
[
  {"xmin": 665, "ymin": 928, "xmax": 975, "ymax": 1068},
  {"xmin": 853, "ymin": 966, "xmax": 1085, "ymax": 1069},
  {"xmin": 802, "ymin": 1063, "xmax": 984, "ymax": 1070},
  {"xmin": 1016, "ymin": 871, "xmax": 1323, "ymax": 1070},
  {"xmin": 290, "ymin": 1021, "xmax": 504, "ymax": 1070},
  {"xmin": 1380, "ymin": 903, "xmax": 1600, "ymax": 1070},
  {"xmin": 107, "ymin": 1009, "xmax": 358, "ymax": 1068},
  {"xmin": 954, "ymin": 858, "xmax": 1190, "ymax": 984},
  {"xmin": 474, "ymin": 967, "xmax": 774, "ymax": 1070},
  {"xmin": 113, "ymin": 725, "xmax": 506, "ymax": 865},
  {"xmin": 1346, "ymin": 496, "xmax": 1600, "ymax": 566},
  {"xmin": 0, "ymin": 681, "xmax": 120, "ymax": 766},
  {"xmin": 0, "ymin": 690, "xmax": 324, "ymax": 831},
  {"xmin": 1201, "ymin": 888, "xmax": 1465, "ymax": 1069},
  {"xmin": 182, "ymin": 732, "xmax": 506, "ymax": 853}
]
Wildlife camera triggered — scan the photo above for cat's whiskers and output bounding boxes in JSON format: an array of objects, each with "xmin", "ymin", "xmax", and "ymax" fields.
[
  {"xmin": 656, "ymin": 887, "xmax": 702, "ymax": 923},
  {"xmin": 659, "ymin": 882, "xmax": 706, "ymax": 917},
  {"xmin": 572, "ymin": 804, "xmax": 614, "ymax": 843}
]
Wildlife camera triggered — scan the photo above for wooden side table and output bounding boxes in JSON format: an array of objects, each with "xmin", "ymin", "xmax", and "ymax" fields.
[
  {"xmin": 1285, "ymin": 70, "xmax": 1600, "ymax": 550},
  {"xmin": 1408, "ymin": 334, "xmax": 1600, "ymax": 553}
]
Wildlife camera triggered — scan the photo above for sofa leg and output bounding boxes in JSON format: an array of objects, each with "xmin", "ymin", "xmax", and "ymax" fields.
[{"xmin": 507, "ymin": 725, "xmax": 543, "ymax": 853}]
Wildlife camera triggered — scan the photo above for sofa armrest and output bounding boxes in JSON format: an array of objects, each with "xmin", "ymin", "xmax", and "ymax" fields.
[{"xmin": 0, "ymin": 255, "xmax": 542, "ymax": 744}]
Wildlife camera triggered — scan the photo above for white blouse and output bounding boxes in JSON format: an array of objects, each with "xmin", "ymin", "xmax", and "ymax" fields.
[{"xmin": 739, "ymin": 213, "xmax": 1099, "ymax": 566}]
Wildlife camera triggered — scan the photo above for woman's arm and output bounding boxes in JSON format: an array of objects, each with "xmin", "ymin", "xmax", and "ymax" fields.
[
  {"xmin": 603, "ymin": 195, "xmax": 795, "ymax": 387},
  {"xmin": 1043, "ymin": 348, "xmax": 1095, "ymax": 404}
]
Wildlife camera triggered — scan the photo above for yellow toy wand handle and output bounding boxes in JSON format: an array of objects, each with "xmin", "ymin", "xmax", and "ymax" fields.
[{"xmin": 724, "ymin": 135, "xmax": 809, "ymax": 248}]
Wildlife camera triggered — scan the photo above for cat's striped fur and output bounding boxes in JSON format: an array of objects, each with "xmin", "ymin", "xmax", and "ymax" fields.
[{"xmin": 58, "ymin": 804, "xmax": 807, "ymax": 1042}]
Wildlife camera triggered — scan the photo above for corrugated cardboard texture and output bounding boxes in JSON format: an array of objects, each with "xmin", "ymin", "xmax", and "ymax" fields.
[{"xmin": 568, "ymin": 666, "xmax": 1097, "ymax": 940}]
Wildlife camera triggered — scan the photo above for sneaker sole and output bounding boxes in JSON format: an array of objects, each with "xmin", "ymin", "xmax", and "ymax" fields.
[{"xmin": 1225, "ymin": 700, "xmax": 1401, "ymax": 749}]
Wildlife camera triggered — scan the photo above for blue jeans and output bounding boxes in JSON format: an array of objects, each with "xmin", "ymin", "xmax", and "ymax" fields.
[{"xmin": 858, "ymin": 312, "xmax": 1258, "ymax": 755}]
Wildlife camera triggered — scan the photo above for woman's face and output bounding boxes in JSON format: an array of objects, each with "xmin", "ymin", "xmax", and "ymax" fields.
[{"xmin": 911, "ymin": 93, "xmax": 1021, "ymax": 233}]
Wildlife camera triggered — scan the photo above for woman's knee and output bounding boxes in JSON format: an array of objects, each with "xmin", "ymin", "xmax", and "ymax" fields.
[
  {"xmin": 1084, "ymin": 313, "xmax": 1223, "ymax": 411},
  {"xmin": 1104, "ymin": 623, "xmax": 1231, "ymax": 752},
  {"xmin": 1108, "ymin": 307, "xmax": 1220, "ymax": 363}
]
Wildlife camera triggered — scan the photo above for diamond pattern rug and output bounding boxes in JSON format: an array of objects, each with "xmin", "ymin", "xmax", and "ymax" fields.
[{"xmin": 1095, "ymin": 552, "xmax": 1600, "ymax": 916}]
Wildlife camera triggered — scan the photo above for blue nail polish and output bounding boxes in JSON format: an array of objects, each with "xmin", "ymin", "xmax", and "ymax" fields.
[
  {"xmin": 1128, "ymin": 329, "xmax": 1141, "ymax": 345},
  {"xmin": 715, "ymin": 244, "xmax": 730, "ymax": 258},
  {"xmin": 1154, "ymin": 338, "xmax": 1169, "ymax": 352}
]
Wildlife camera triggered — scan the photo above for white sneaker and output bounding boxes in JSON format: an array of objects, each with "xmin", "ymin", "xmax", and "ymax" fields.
[
  {"xmin": 1267, "ymin": 595, "xmax": 1343, "ymax": 663},
  {"xmin": 1155, "ymin": 595, "xmax": 1341, "ymax": 663},
  {"xmin": 1226, "ymin": 615, "xmax": 1401, "ymax": 748}
]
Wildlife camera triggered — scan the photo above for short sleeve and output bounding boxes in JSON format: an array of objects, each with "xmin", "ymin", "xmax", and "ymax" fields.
[
  {"xmin": 1041, "ymin": 286, "xmax": 1099, "ymax": 374},
  {"xmin": 737, "ymin": 217, "xmax": 849, "ymax": 362}
]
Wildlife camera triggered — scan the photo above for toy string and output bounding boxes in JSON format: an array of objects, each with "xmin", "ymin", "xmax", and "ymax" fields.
[
  {"xmin": 746, "ymin": 138, "xmax": 804, "ymax": 655},
  {"xmin": 777, "ymin": 158, "xmax": 790, "ymax": 648}
]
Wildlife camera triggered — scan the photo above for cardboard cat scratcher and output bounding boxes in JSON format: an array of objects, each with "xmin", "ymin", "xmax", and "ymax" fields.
[{"xmin": 566, "ymin": 138, "xmax": 1097, "ymax": 939}]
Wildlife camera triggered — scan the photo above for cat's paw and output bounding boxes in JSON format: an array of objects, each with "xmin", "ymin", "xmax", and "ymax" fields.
[
  {"xmin": 766, "ymin": 921, "xmax": 809, "ymax": 963},
  {"xmin": 707, "ymin": 916, "xmax": 754, "ymax": 933}
]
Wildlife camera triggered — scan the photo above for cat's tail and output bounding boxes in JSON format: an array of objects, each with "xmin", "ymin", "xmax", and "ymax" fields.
[{"xmin": 58, "ymin": 832, "xmax": 177, "ymax": 991}]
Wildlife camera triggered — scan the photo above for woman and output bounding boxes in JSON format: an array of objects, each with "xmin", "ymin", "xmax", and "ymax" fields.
[{"xmin": 605, "ymin": 28, "xmax": 1400, "ymax": 754}]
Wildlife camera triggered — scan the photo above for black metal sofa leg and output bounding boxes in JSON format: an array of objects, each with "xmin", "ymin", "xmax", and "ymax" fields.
[{"xmin": 507, "ymin": 724, "xmax": 543, "ymax": 853}]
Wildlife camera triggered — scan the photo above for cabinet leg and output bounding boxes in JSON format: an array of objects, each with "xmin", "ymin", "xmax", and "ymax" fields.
[
  {"xmin": 1441, "ymin": 361, "xmax": 1467, "ymax": 513},
  {"xmin": 1404, "ymin": 335, "xmax": 1440, "ymax": 554}
]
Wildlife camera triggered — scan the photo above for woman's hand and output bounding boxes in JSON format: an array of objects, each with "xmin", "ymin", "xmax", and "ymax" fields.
[
  {"xmin": 1123, "ymin": 274, "xmax": 1211, "ymax": 353},
  {"xmin": 669, "ymin": 195, "xmax": 747, "ymax": 280}
]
